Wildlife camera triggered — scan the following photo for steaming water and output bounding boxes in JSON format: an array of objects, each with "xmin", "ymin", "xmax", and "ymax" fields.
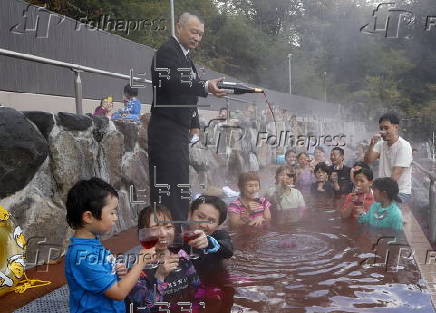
[{"xmin": 224, "ymin": 168, "xmax": 434, "ymax": 313}]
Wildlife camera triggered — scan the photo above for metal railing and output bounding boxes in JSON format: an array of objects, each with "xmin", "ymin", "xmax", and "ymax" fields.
[
  {"xmin": 0, "ymin": 47, "xmax": 257, "ymax": 114},
  {"xmin": 413, "ymin": 160, "xmax": 436, "ymax": 242},
  {"xmin": 0, "ymin": 47, "xmax": 152, "ymax": 114}
]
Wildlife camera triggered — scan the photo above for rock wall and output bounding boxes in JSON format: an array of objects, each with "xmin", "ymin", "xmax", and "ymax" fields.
[{"xmin": 0, "ymin": 108, "xmax": 150, "ymax": 267}]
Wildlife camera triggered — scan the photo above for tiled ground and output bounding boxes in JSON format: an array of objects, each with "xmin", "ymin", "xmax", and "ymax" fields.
[{"xmin": 403, "ymin": 205, "xmax": 436, "ymax": 309}]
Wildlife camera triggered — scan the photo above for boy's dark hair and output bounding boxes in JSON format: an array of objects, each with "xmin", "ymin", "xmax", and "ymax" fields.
[
  {"xmin": 354, "ymin": 167, "xmax": 373, "ymax": 181},
  {"xmin": 66, "ymin": 177, "xmax": 118, "ymax": 229},
  {"xmin": 285, "ymin": 149, "xmax": 297, "ymax": 158},
  {"xmin": 379, "ymin": 112, "xmax": 400, "ymax": 125},
  {"xmin": 190, "ymin": 195, "xmax": 227, "ymax": 225},
  {"xmin": 373, "ymin": 177, "xmax": 401, "ymax": 203},
  {"xmin": 314, "ymin": 162, "xmax": 330, "ymax": 174},
  {"xmin": 219, "ymin": 107, "xmax": 228, "ymax": 113},
  {"xmin": 331, "ymin": 147, "xmax": 344, "ymax": 156},
  {"xmin": 124, "ymin": 84, "xmax": 138, "ymax": 97},
  {"xmin": 353, "ymin": 161, "xmax": 370, "ymax": 170},
  {"xmin": 138, "ymin": 203, "xmax": 173, "ymax": 230}
]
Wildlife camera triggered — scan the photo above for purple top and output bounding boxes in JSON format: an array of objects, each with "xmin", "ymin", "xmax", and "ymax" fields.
[
  {"xmin": 94, "ymin": 106, "xmax": 109, "ymax": 116},
  {"xmin": 296, "ymin": 168, "xmax": 314, "ymax": 193}
]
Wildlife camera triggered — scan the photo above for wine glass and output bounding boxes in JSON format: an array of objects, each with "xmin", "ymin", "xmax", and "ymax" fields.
[
  {"xmin": 248, "ymin": 194, "xmax": 262, "ymax": 218},
  {"xmin": 181, "ymin": 223, "xmax": 201, "ymax": 260},
  {"xmin": 167, "ymin": 232, "xmax": 183, "ymax": 272},
  {"xmin": 138, "ymin": 227, "xmax": 159, "ymax": 269},
  {"xmin": 351, "ymin": 187, "xmax": 364, "ymax": 218}
]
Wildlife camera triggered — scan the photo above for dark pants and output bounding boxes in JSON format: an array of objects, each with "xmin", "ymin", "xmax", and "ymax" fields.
[{"xmin": 148, "ymin": 114, "xmax": 190, "ymax": 223}]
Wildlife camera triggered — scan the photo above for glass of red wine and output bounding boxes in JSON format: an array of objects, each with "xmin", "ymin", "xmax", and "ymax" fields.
[
  {"xmin": 351, "ymin": 188, "xmax": 365, "ymax": 217},
  {"xmin": 181, "ymin": 223, "xmax": 201, "ymax": 260},
  {"xmin": 167, "ymin": 234, "xmax": 183, "ymax": 272},
  {"xmin": 138, "ymin": 227, "xmax": 159, "ymax": 269},
  {"xmin": 352, "ymin": 187, "xmax": 364, "ymax": 205},
  {"xmin": 248, "ymin": 196, "xmax": 263, "ymax": 218}
]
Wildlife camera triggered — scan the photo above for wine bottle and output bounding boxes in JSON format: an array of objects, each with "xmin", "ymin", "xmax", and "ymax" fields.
[{"xmin": 217, "ymin": 81, "xmax": 264, "ymax": 94}]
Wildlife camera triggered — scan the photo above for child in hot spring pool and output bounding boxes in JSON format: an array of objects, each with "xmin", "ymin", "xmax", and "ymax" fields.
[
  {"xmin": 358, "ymin": 177, "xmax": 403, "ymax": 231},
  {"xmin": 266, "ymin": 165, "xmax": 305, "ymax": 223},
  {"xmin": 186, "ymin": 195, "xmax": 235, "ymax": 313},
  {"xmin": 228, "ymin": 171, "xmax": 271, "ymax": 229},
  {"xmin": 296, "ymin": 152, "xmax": 315, "ymax": 196}
]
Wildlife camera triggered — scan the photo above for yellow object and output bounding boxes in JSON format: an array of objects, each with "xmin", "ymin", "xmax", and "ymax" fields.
[
  {"xmin": 107, "ymin": 96, "xmax": 113, "ymax": 102},
  {"xmin": 8, "ymin": 254, "xmax": 25, "ymax": 279},
  {"xmin": 0, "ymin": 205, "xmax": 10, "ymax": 221},
  {"xmin": 12, "ymin": 272, "xmax": 51, "ymax": 294},
  {"xmin": 14, "ymin": 226, "xmax": 26, "ymax": 249},
  {"xmin": 0, "ymin": 205, "xmax": 51, "ymax": 297}
]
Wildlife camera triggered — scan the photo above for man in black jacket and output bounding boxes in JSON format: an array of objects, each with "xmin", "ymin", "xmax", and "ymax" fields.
[
  {"xmin": 149, "ymin": 13, "xmax": 226, "ymax": 222},
  {"xmin": 329, "ymin": 147, "xmax": 354, "ymax": 207}
]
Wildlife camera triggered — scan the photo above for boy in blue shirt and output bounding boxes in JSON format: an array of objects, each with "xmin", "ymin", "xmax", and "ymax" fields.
[
  {"xmin": 65, "ymin": 177, "xmax": 153, "ymax": 313},
  {"xmin": 111, "ymin": 84, "xmax": 142, "ymax": 121}
]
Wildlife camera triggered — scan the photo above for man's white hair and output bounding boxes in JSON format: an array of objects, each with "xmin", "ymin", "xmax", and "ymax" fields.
[{"xmin": 178, "ymin": 12, "xmax": 204, "ymax": 25}]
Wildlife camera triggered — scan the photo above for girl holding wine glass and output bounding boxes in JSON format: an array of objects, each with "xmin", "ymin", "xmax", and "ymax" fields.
[
  {"xmin": 126, "ymin": 204, "xmax": 201, "ymax": 313},
  {"xmin": 186, "ymin": 196, "xmax": 233, "ymax": 272},
  {"xmin": 228, "ymin": 171, "xmax": 272, "ymax": 228},
  {"xmin": 187, "ymin": 195, "xmax": 235, "ymax": 313},
  {"xmin": 341, "ymin": 168, "xmax": 375, "ymax": 219}
]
